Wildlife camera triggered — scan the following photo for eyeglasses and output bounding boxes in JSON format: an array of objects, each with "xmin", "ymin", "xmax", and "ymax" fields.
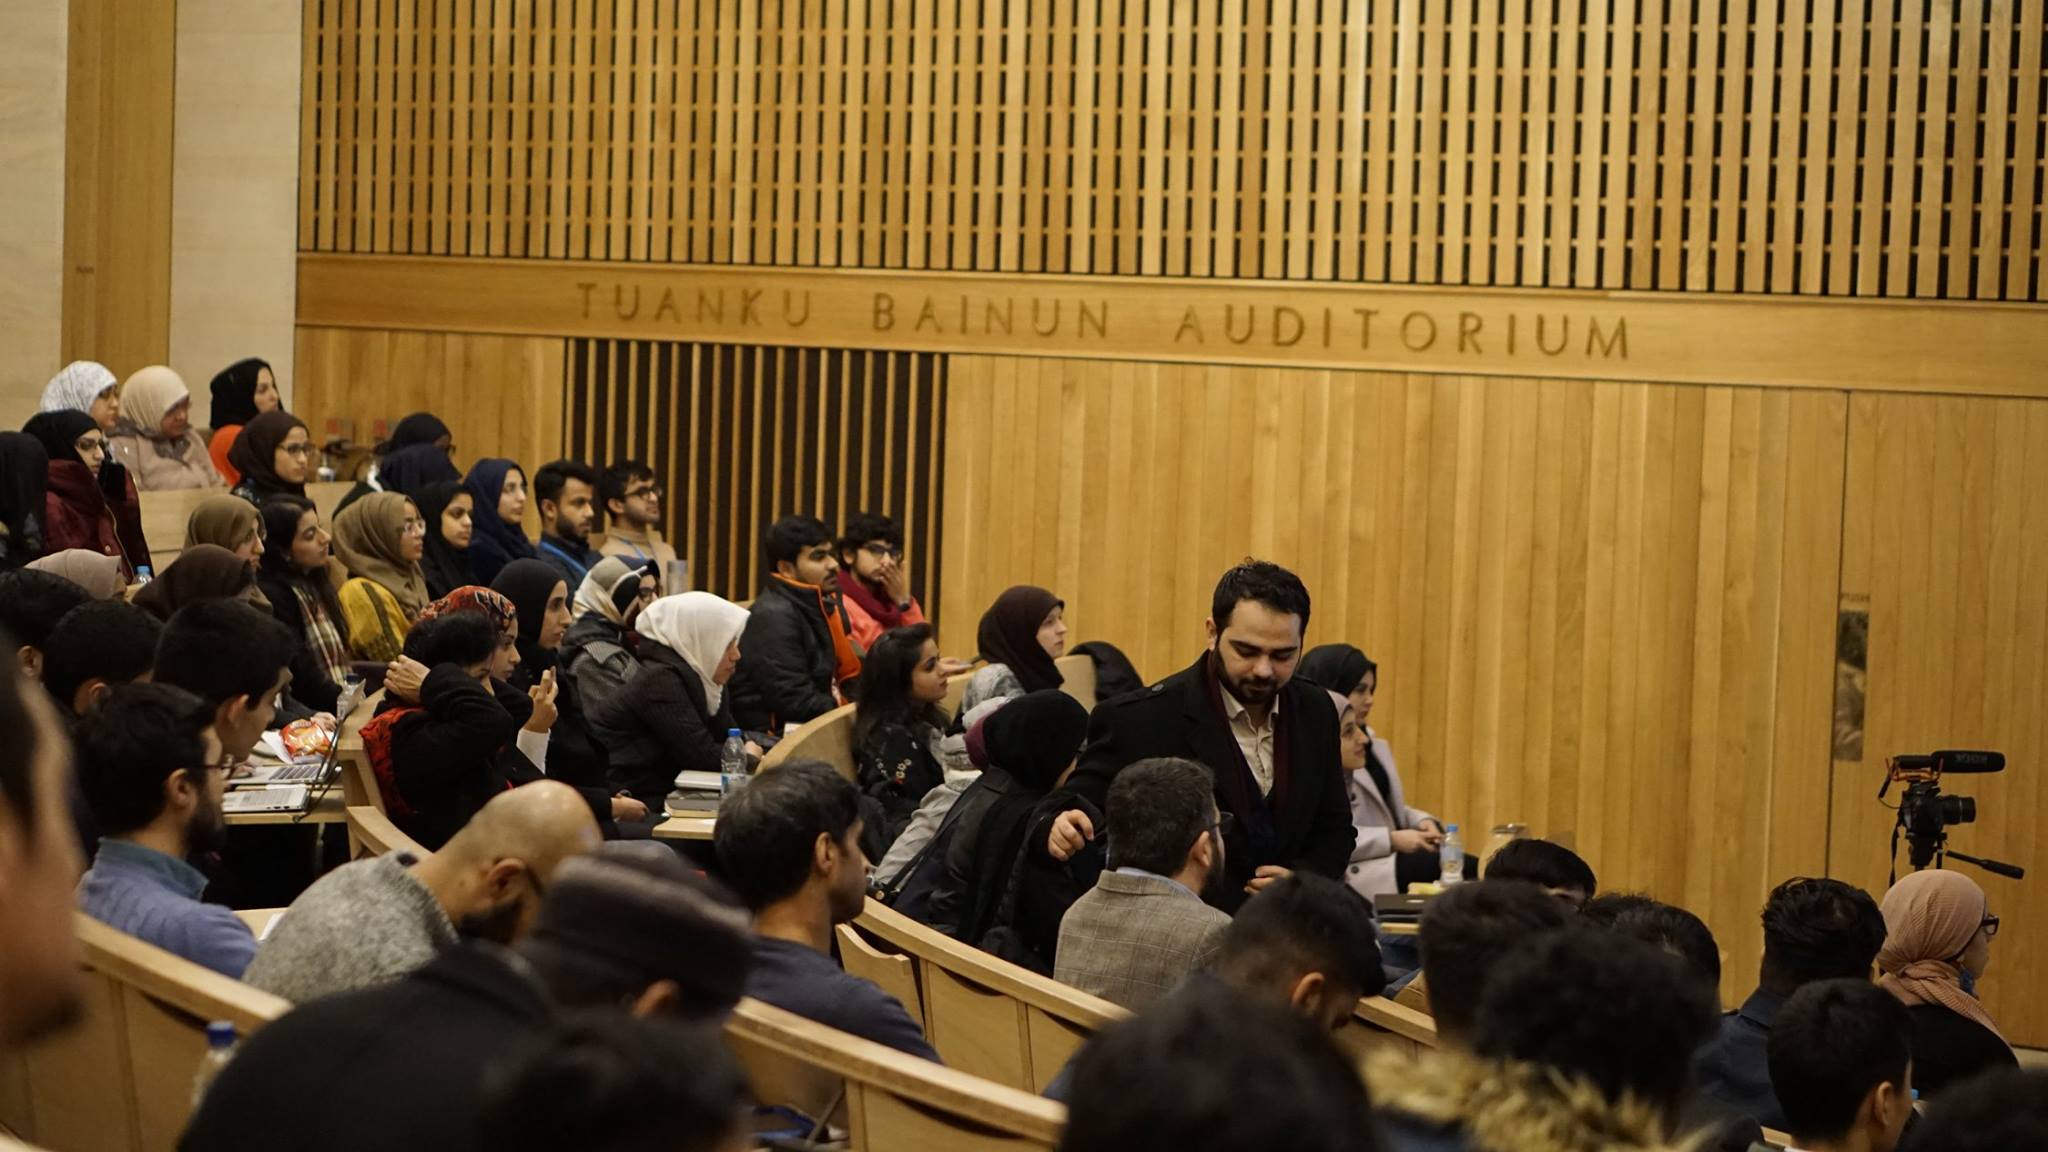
[
  {"xmin": 74, "ymin": 437, "xmax": 109, "ymax": 454},
  {"xmin": 861, "ymin": 542, "xmax": 903, "ymax": 559},
  {"xmin": 1981, "ymin": 915, "xmax": 2000, "ymax": 939},
  {"xmin": 280, "ymin": 443, "xmax": 313, "ymax": 458},
  {"xmin": 625, "ymin": 485, "xmax": 662, "ymax": 501},
  {"xmin": 401, "ymin": 517, "xmax": 427, "ymax": 535},
  {"xmin": 1206, "ymin": 812, "xmax": 1235, "ymax": 835}
]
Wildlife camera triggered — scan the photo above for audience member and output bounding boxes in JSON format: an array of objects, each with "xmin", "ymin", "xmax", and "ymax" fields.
[
  {"xmin": 462, "ymin": 457, "xmax": 535, "ymax": 583},
  {"xmin": 0, "ymin": 568, "xmax": 93, "ymax": 679},
  {"xmin": 73, "ymin": 683, "xmax": 254, "ymax": 977},
  {"xmin": 1603, "ymin": 896, "xmax": 1722, "ymax": 991},
  {"xmin": 333, "ymin": 491, "xmax": 431, "ymax": 660},
  {"xmin": 714, "ymin": 759, "xmax": 938, "ymax": 1060},
  {"xmin": 132, "ymin": 544, "xmax": 268, "ymax": 621},
  {"xmin": 852, "ymin": 623, "xmax": 950, "ymax": 853},
  {"xmin": 180, "ymin": 848, "xmax": 755, "ymax": 1152},
  {"xmin": 1325, "ymin": 677, "xmax": 1441, "ymax": 899},
  {"xmin": 1578, "ymin": 890, "xmax": 1661, "ymax": 926},
  {"xmin": 477, "ymin": 1015, "xmax": 749, "ymax": 1152},
  {"xmin": 593, "ymin": 591, "xmax": 751, "ymax": 808},
  {"xmin": 1070, "ymin": 639, "xmax": 1143, "ymax": 704},
  {"xmin": 108, "ymin": 365, "xmax": 223, "ymax": 490},
  {"xmin": 417, "ymin": 479, "xmax": 478, "ymax": 598},
  {"xmin": 255, "ymin": 496, "xmax": 353, "ymax": 714},
  {"xmin": 596, "ymin": 460, "xmax": 679, "ymax": 585},
  {"xmin": 0, "ymin": 652, "xmax": 86, "ymax": 1053},
  {"xmin": 971, "ymin": 584, "xmax": 1066, "ymax": 697},
  {"xmin": 1876, "ymin": 869, "xmax": 2015, "ymax": 1097},
  {"xmin": 1410, "ymin": 879, "xmax": 1569, "ymax": 1046},
  {"xmin": 205, "ymin": 356, "xmax": 279, "ymax": 484},
  {"xmin": 1056, "ymin": 757, "xmax": 1230, "ymax": 1010},
  {"xmin": 1480, "ymin": 837, "xmax": 1596, "ymax": 906},
  {"xmin": 835, "ymin": 511, "xmax": 928, "ymax": 648},
  {"xmin": 1696, "ymin": 877, "xmax": 1887, "ymax": 1130},
  {"xmin": 384, "ymin": 412, "xmax": 456, "ymax": 456},
  {"xmin": 226, "ymin": 409, "xmax": 313, "ymax": 506},
  {"xmin": 1039, "ymin": 562, "xmax": 1354, "ymax": 914},
  {"xmin": 25, "ymin": 408, "xmax": 150, "ymax": 579},
  {"xmin": 560, "ymin": 555, "xmax": 656, "ymax": 708},
  {"xmin": 494, "ymin": 559, "xmax": 647, "ymax": 828},
  {"xmin": 1902, "ymin": 1067, "xmax": 2048, "ymax": 1152},
  {"xmin": 41, "ymin": 360, "xmax": 123, "ymax": 432},
  {"xmin": 41, "ymin": 600, "xmax": 162, "ymax": 717},
  {"xmin": 154, "ymin": 599, "xmax": 299, "ymax": 764},
  {"xmin": 26, "ymin": 549, "xmax": 123, "ymax": 600},
  {"xmin": 0, "ymin": 432, "xmax": 48, "ymax": 570},
  {"xmin": 1058, "ymin": 976, "xmax": 1379, "ymax": 1152},
  {"xmin": 930, "ymin": 689, "xmax": 1091, "ymax": 963},
  {"xmin": 533, "ymin": 459, "xmax": 603, "ymax": 585},
  {"xmin": 870, "ymin": 678, "xmax": 1013, "ymax": 907},
  {"xmin": 728, "ymin": 514, "xmax": 861, "ymax": 732},
  {"xmin": 245, "ymin": 781, "xmax": 600, "ymax": 1002},
  {"xmin": 374, "ymin": 442, "xmax": 462, "ymax": 499},
  {"xmin": 183, "ymin": 494, "xmax": 265, "ymax": 563},
  {"xmin": 1769, "ymin": 980, "xmax": 1914, "ymax": 1152}
]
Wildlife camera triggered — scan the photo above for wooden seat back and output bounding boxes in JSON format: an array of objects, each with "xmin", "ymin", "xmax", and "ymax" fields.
[
  {"xmin": 726, "ymin": 997, "xmax": 1063, "ymax": 1152},
  {"xmin": 11, "ymin": 915, "xmax": 288, "ymax": 1152},
  {"xmin": 849, "ymin": 899, "xmax": 1127, "ymax": 1093},
  {"xmin": 757, "ymin": 701, "xmax": 858, "ymax": 782},
  {"xmin": 1333, "ymin": 994, "xmax": 1441, "ymax": 1063},
  {"xmin": 137, "ymin": 480, "xmax": 353, "ymax": 570},
  {"xmin": 335, "ymin": 688, "xmax": 385, "ymax": 820},
  {"xmin": 345, "ymin": 805, "xmax": 429, "ymax": 860},
  {"xmin": 1052, "ymin": 654, "xmax": 1097, "ymax": 711}
]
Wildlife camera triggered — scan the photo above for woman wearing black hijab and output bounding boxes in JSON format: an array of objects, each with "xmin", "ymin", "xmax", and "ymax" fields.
[
  {"xmin": 969, "ymin": 585, "xmax": 1069, "ymax": 700},
  {"xmin": 207, "ymin": 356, "xmax": 280, "ymax": 485},
  {"xmin": 0, "ymin": 433, "xmax": 49, "ymax": 569},
  {"xmin": 928, "ymin": 689, "xmax": 1091, "ymax": 967},
  {"xmin": 334, "ymin": 414, "xmax": 456, "ymax": 515},
  {"xmin": 1298, "ymin": 643, "xmax": 1442, "ymax": 898},
  {"xmin": 228, "ymin": 410, "xmax": 314, "ymax": 506},
  {"xmin": 415, "ymin": 480, "xmax": 477, "ymax": 598},
  {"xmin": 24, "ymin": 410, "xmax": 151, "ymax": 580}
]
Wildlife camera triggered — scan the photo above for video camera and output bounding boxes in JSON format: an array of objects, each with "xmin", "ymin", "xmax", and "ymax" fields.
[{"xmin": 1880, "ymin": 750, "xmax": 2023, "ymax": 882}]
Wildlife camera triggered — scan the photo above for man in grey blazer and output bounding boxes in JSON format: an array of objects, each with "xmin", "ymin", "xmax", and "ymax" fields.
[{"xmin": 1054, "ymin": 757, "xmax": 1230, "ymax": 1011}]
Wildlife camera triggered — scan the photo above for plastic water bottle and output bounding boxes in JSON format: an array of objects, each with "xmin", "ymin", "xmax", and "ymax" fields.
[
  {"xmin": 191, "ymin": 1021, "xmax": 237, "ymax": 1107},
  {"xmin": 719, "ymin": 729, "xmax": 749, "ymax": 802},
  {"xmin": 1439, "ymin": 824, "xmax": 1465, "ymax": 886}
]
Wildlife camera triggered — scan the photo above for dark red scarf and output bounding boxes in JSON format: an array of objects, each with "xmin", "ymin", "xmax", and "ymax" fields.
[{"xmin": 836, "ymin": 570, "xmax": 907, "ymax": 631}]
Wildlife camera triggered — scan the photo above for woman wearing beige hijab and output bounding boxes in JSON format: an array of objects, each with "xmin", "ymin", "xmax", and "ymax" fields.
[
  {"xmin": 1877, "ymin": 869, "xmax": 2017, "ymax": 1098},
  {"xmin": 26, "ymin": 549, "xmax": 125, "ymax": 600},
  {"xmin": 331, "ymin": 491, "xmax": 430, "ymax": 662},
  {"xmin": 107, "ymin": 366, "xmax": 224, "ymax": 491},
  {"xmin": 183, "ymin": 494, "xmax": 264, "ymax": 564}
]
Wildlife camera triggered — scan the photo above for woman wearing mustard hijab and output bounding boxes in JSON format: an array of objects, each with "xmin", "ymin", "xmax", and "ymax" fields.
[{"xmin": 331, "ymin": 491, "xmax": 431, "ymax": 661}]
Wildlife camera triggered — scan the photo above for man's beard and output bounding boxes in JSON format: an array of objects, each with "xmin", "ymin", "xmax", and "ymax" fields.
[
  {"xmin": 1212, "ymin": 644, "xmax": 1279, "ymax": 704},
  {"xmin": 455, "ymin": 897, "xmax": 526, "ymax": 946},
  {"xmin": 554, "ymin": 519, "xmax": 587, "ymax": 544},
  {"xmin": 187, "ymin": 798, "xmax": 229, "ymax": 855}
]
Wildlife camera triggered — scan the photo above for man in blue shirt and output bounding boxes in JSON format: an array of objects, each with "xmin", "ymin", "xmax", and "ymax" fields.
[
  {"xmin": 74, "ymin": 683, "xmax": 256, "ymax": 977},
  {"xmin": 714, "ymin": 759, "xmax": 939, "ymax": 1061}
]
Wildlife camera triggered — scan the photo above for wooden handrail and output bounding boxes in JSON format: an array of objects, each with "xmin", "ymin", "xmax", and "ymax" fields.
[
  {"xmin": 853, "ymin": 898, "xmax": 1127, "ymax": 1032},
  {"xmin": 758, "ymin": 700, "xmax": 859, "ymax": 781},
  {"xmin": 345, "ymin": 805, "xmax": 429, "ymax": 859},
  {"xmin": 74, "ymin": 914, "xmax": 290, "ymax": 1035},
  {"xmin": 1353, "ymin": 994, "xmax": 1440, "ymax": 1046}
]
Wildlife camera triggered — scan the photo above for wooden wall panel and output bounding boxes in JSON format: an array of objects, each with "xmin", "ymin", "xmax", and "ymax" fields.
[
  {"xmin": 1829, "ymin": 393, "xmax": 2048, "ymax": 1045},
  {"xmin": 565, "ymin": 340, "xmax": 947, "ymax": 613},
  {"xmin": 298, "ymin": 0, "xmax": 2048, "ymax": 300},
  {"xmin": 0, "ymin": 0, "xmax": 69, "ymax": 426},
  {"xmin": 941, "ymin": 357, "xmax": 1847, "ymax": 1011}
]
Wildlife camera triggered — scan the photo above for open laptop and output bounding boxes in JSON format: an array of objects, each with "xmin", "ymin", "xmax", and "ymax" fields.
[
  {"xmin": 222, "ymin": 783, "xmax": 312, "ymax": 816},
  {"xmin": 233, "ymin": 724, "xmax": 342, "ymax": 788}
]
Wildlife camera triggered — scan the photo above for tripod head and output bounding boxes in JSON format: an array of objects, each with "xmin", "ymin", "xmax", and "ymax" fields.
[{"xmin": 1881, "ymin": 751, "xmax": 2024, "ymax": 885}]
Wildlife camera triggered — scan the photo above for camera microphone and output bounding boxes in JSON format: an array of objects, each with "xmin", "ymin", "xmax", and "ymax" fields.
[
  {"xmin": 1891, "ymin": 754, "xmax": 1942, "ymax": 773},
  {"xmin": 1934, "ymin": 750, "xmax": 2006, "ymax": 774}
]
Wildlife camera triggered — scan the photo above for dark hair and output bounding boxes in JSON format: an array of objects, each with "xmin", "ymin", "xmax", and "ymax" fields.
[
  {"xmin": 1072, "ymin": 641, "xmax": 1145, "ymax": 704},
  {"xmin": 1417, "ymin": 880, "xmax": 1570, "ymax": 1042},
  {"xmin": 1769, "ymin": 979, "xmax": 1912, "ymax": 1145},
  {"xmin": 403, "ymin": 610, "xmax": 499, "ymax": 669},
  {"xmin": 1213, "ymin": 872, "xmax": 1385, "ymax": 1001},
  {"xmin": 836, "ymin": 511, "xmax": 904, "ymax": 561},
  {"xmin": 1482, "ymin": 838, "xmax": 1596, "ymax": 900},
  {"xmin": 764, "ymin": 515, "xmax": 834, "ymax": 568},
  {"xmin": 42, "ymin": 601, "xmax": 162, "ymax": 713},
  {"xmin": 1472, "ymin": 924, "xmax": 1717, "ymax": 1122},
  {"xmin": 1906, "ymin": 1069, "xmax": 2048, "ymax": 1152},
  {"xmin": 1759, "ymin": 877, "xmax": 1887, "ymax": 994},
  {"xmin": 1602, "ymin": 899, "xmax": 1721, "ymax": 991},
  {"xmin": 0, "ymin": 642, "xmax": 50, "ymax": 837},
  {"xmin": 1210, "ymin": 560, "xmax": 1311, "ymax": 634},
  {"xmin": 1059, "ymin": 977, "xmax": 1379, "ymax": 1152},
  {"xmin": 154, "ymin": 600, "xmax": 297, "ymax": 710},
  {"xmin": 259, "ymin": 495, "xmax": 347, "ymax": 624},
  {"xmin": 1578, "ymin": 891, "xmax": 1660, "ymax": 927},
  {"xmin": 0, "ymin": 570, "xmax": 92, "ymax": 653},
  {"xmin": 598, "ymin": 460, "xmax": 656, "ymax": 512},
  {"xmin": 479, "ymin": 1014, "xmax": 746, "ymax": 1152},
  {"xmin": 712, "ymin": 759, "xmax": 861, "ymax": 910},
  {"xmin": 1105, "ymin": 758, "xmax": 1216, "ymax": 876},
  {"xmin": 533, "ymin": 459, "xmax": 597, "ymax": 512},
  {"xmin": 74, "ymin": 682, "xmax": 215, "ymax": 835},
  {"xmin": 852, "ymin": 624, "xmax": 946, "ymax": 748}
]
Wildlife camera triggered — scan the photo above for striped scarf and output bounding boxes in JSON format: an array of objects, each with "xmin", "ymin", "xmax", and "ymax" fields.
[{"xmin": 294, "ymin": 584, "xmax": 354, "ymax": 688}]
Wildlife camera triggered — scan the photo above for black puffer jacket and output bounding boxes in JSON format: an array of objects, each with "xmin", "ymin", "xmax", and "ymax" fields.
[
  {"xmin": 726, "ymin": 576, "xmax": 850, "ymax": 732},
  {"xmin": 590, "ymin": 639, "xmax": 738, "ymax": 805}
]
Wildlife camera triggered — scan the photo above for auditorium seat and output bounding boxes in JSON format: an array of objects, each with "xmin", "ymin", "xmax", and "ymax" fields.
[
  {"xmin": 335, "ymin": 688, "xmax": 384, "ymax": 818},
  {"xmin": 1335, "ymin": 995, "xmax": 1440, "ymax": 1062},
  {"xmin": 137, "ymin": 480, "xmax": 354, "ymax": 570},
  {"xmin": 942, "ymin": 652, "xmax": 1100, "ymax": 718},
  {"xmin": 757, "ymin": 701, "xmax": 858, "ymax": 780},
  {"xmin": 345, "ymin": 805, "xmax": 429, "ymax": 861}
]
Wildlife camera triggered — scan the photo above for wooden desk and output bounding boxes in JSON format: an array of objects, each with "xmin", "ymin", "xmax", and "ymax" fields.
[
  {"xmin": 652, "ymin": 815, "xmax": 717, "ymax": 841},
  {"xmin": 225, "ymin": 790, "xmax": 346, "ymax": 826},
  {"xmin": 234, "ymin": 908, "xmax": 285, "ymax": 937}
]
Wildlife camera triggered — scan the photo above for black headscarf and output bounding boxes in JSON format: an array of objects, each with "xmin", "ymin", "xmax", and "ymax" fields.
[
  {"xmin": 228, "ymin": 410, "xmax": 310, "ymax": 501},
  {"xmin": 0, "ymin": 433, "xmax": 48, "ymax": 568},
  {"xmin": 377, "ymin": 442, "xmax": 460, "ymax": 498},
  {"xmin": 492, "ymin": 558, "xmax": 567, "ymax": 673},
  {"xmin": 415, "ymin": 481, "xmax": 476, "ymax": 599},
  {"xmin": 258, "ymin": 494, "xmax": 346, "ymax": 625},
  {"xmin": 24, "ymin": 410, "xmax": 99, "ymax": 469},
  {"xmin": 957, "ymin": 690, "xmax": 1090, "ymax": 947},
  {"xmin": 1298, "ymin": 644, "xmax": 1369, "ymax": 696},
  {"xmin": 208, "ymin": 358, "xmax": 271, "ymax": 429},
  {"xmin": 381, "ymin": 412, "xmax": 451, "ymax": 454},
  {"xmin": 976, "ymin": 585, "xmax": 1065, "ymax": 694}
]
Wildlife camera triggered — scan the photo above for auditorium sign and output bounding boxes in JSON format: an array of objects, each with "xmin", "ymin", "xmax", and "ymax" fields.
[{"xmin": 299, "ymin": 254, "xmax": 2048, "ymax": 396}]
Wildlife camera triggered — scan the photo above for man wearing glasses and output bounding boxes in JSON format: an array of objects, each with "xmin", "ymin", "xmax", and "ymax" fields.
[
  {"xmin": 834, "ymin": 511, "xmax": 928, "ymax": 649},
  {"xmin": 73, "ymin": 683, "xmax": 258, "ymax": 977},
  {"xmin": 598, "ymin": 460, "xmax": 682, "ymax": 592}
]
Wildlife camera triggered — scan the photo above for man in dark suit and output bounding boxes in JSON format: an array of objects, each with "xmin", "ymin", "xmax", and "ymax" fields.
[{"xmin": 1033, "ymin": 561, "xmax": 1355, "ymax": 912}]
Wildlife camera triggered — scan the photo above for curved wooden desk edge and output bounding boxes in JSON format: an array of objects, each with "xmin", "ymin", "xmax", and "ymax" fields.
[
  {"xmin": 1353, "ymin": 994, "xmax": 1440, "ymax": 1046},
  {"xmin": 728, "ymin": 997, "xmax": 1066, "ymax": 1142},
  {"xmin": 74, "ymin": 913, "xmax": 291, "ymax": 1034},
  {"xmin": 852, "ymin": 898, "xmax": 1129, "ymax": 1031},
  {"xmin": 344, "ymin": 805, "xmax": 430, "ymax": 858}
]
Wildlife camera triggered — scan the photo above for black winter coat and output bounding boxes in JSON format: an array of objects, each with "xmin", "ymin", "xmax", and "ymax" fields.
[
  {"xmin": 254, "ymin": 567, "xmax": 345, "ymax": 714},
  {"xmin": 590, "ymin": 639, "xmax": 738, "ymax": 805},
  {"xmin": 727, "ymin": 576, "xmax": 848, "ymax": 732},
  {"xmin": 384, "ymin": 665, "xmax": 541, "ymax": 849}
]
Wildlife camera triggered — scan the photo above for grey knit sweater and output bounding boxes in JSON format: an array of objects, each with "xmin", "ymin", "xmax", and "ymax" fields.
[{"xmin": 244, "ymin": 854, "xmax": 458, "ymax": 1004}]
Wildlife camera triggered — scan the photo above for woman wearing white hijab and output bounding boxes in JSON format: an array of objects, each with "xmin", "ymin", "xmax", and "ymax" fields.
[
  {"xmin": 40, "ymin": 362, "xmax": 123, "ymax": 432},
  {"xmin": 591, "ymin": 591, "xmax": 752, "ymax": 806},
  {"xmin": 107, "ymin": 366, "xmax": 224, "ymax": 491}
]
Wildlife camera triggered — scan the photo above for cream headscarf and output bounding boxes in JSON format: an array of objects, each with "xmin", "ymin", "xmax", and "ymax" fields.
[
  {"xmin": 41, "ymin": 361, "xmax": 118, "ymax": 416},
  {"xmin": 28, "ymin": 550, "xmax": 125, "ymax": 600},
  {"xmin": 331, "ymin": 491, "xmax": 431, "ymax": 619},
  {"xmin": 118, "ymin": 366, "xmax": 191, "ymax": 438},
  {"xmin": 636, "ymin": 592, "xmax": 749, "ymax": 713},
  {"xmin": 574, "ymin": 555, "xmax": 646, "ymax": 626},
  {"xmin": 1877, "ymin": 869, "xmax": 2008, "ymax": 1048}
]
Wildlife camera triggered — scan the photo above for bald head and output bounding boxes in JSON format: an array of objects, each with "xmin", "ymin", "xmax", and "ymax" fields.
[{"xmin": 415, "ymin": 782, "xmax": 602, "ymax": 944}]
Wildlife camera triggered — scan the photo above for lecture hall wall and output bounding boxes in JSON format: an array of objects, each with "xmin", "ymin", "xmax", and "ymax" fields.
[{"xmin": 31, "ymin": 0, "xmax": 2048, "ymax": 1041}]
